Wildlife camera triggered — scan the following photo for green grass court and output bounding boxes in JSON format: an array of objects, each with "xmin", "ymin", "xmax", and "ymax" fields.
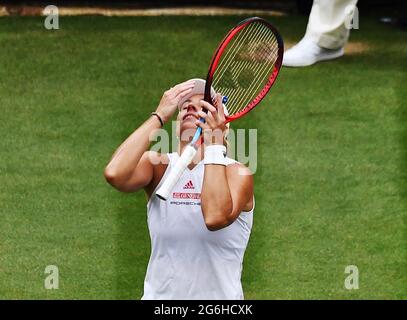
[{"xmin": 0, "ymin": 15, "xmax": 406, "ymax": 299}]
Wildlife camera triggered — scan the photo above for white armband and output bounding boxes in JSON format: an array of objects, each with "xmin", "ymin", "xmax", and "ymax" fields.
[{"xmin": 204, "ymin": 145, "xmax": 227, "ymax": 166}]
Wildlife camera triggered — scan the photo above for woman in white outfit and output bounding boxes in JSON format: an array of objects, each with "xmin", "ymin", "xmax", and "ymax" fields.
[{"xmin": 104, "ymin": 78, "xmax": 254, "ymax": 299}]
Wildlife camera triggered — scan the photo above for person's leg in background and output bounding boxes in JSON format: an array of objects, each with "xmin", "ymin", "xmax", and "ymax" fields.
[{"xmin": 283, "ymin": 0, "xmax": 358, "ymax": 67}]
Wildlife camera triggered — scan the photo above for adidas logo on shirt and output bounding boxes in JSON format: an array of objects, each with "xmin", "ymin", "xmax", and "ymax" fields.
[{"xmin": 183, "ymin": 180, "xmax": 194, "ymax": 189}]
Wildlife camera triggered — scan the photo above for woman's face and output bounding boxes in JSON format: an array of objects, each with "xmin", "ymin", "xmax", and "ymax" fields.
[
  {"xmin": 176, "ymin": 93, "xmax": 229, "ymax": 146},
  {"xmin": 176, "ymin": 94, "xmax": 204, "ymax": 138}
]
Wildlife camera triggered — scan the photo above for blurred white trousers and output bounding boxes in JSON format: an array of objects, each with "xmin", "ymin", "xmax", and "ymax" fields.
[{"xmin": 305, "ymin": 0, "xmax": 359, "ymax": 49}]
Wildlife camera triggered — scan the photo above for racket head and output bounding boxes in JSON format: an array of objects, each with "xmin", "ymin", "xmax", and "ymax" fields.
[{"xmin": 204, "ymin": 17, "xmax": 284, "ymax": 122}]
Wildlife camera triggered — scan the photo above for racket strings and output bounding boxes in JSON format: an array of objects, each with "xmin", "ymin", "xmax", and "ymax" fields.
[
  {"xmin": 213, "ymin": 23, "xmax": 265, "ymax": 97},
  {"xmin": 214, "ymin": 22, "xmax": 264, "ymax": 82},
  {"xmin": 223, "ymin": 33, "xmax": 278, "ymax": 115},
  {"xmin": 216, "ymin": 24, "xmax": 268, "ymax": 104},
  {"xmin": 218, "ymin": 27, "xmax": 278, "ymax": 115},
  {"xmin": 229, "ymin": 37, "xmax": 279, "ymax": 115},
  {"xmin": 212, "ymin": 21, "xmax": 280, "ymax": 116}
]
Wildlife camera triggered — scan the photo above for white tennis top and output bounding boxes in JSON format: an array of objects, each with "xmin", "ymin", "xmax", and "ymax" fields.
[{"xmin": 142, "ymin": 152, "xmax": 254, "ymax": 300}]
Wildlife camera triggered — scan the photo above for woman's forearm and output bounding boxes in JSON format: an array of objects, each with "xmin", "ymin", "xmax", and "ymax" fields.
[
  {"xmin": 104, "ymin": 115, "xmax": 161, "ymax": 183},
  {"xmin": 104, "ymin": 80, "xmax": 195, "ymax": 191},
  {"xmin": 201, "ymin": 165, "xmax": 233, "ymax": 230}
]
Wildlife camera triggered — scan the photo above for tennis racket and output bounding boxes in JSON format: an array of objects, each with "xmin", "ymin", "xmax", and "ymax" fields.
[{"xmin": 156, "ymin": 17, "xmax": 284, "ymax": 200}]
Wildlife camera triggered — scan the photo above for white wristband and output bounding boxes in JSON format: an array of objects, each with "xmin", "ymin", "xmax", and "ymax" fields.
[{"xmin": 204, "ymin": 145, "xmax": 227, "ymax": 166}]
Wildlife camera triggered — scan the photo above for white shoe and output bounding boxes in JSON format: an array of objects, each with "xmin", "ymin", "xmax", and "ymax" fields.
[{"xmin": 283, "ymin": 37, "xmax": 344, "ymax": 67}]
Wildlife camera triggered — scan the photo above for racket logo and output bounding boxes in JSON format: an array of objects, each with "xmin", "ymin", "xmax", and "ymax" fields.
[
  {"xmin": 217, "ymin": 63, "xmax": 256, "ymax": 90},
  {"xmin": 183, "ymin": 180, "xmax": 195, "ymax": 190}
]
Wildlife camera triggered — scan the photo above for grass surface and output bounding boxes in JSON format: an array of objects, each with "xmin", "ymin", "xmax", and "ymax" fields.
[{"xmin": 0, "ymin": 15, "xmax": 405, "ymax": 299}]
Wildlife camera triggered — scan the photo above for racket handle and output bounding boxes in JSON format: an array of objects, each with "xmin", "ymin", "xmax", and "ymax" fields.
[{"xmin": 156, "ymin": 145, "xmax": 197, "ymax": 201}]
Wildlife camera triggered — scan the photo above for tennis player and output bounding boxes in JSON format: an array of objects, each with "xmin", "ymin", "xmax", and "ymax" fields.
[{"xmin": 104, "ymin": 78, "xmax": 254, "ymax": 300}]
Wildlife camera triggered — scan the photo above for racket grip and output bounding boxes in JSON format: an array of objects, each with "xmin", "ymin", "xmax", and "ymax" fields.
[{"xmin": 156, "ymin": 145, "xmax": 197, "ymax": 201}]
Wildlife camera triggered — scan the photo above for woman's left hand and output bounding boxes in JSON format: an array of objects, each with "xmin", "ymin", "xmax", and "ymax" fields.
[{"xmin": 195, "ymin": 94, "xmax": 227, "ymax": 146}]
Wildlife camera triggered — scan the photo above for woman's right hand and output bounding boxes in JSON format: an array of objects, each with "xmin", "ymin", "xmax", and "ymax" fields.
[{"xmin": 155, "ymin": 80, "xmax": 195, "ymax": 124}]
